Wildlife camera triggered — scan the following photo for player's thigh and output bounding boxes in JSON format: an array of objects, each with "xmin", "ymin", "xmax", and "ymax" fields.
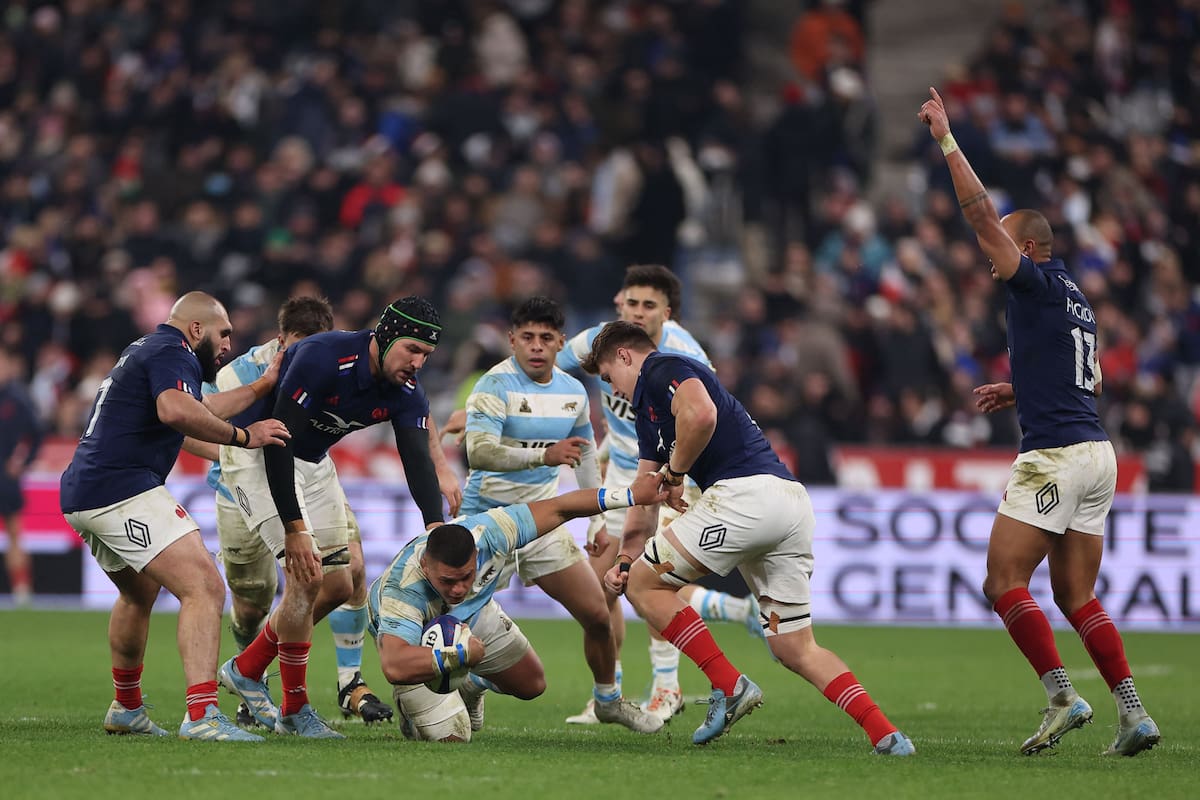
[
  {"xmin": 64, "ymin": 486, "xmax": 201, "ymax": 575},
  {"xmin": 663, "ymin": 475, "xmax": 806, "ymax": 581},
  {"xmin": 516, "ymin": 525, "xmax": 586, "ymax": 583},
  {"xmin": 391, "ymin": 683, "xmax": 471, "ymax": 742},
  {"xmin": 295, "ymin": 459, "xmax": 350, "ymax": 570},
  {"xmin": 472, "ymin": 601, "xmax": 535, "ymax": 679},
  {"xmin": 998, "ymin": 442, "xmax": 1113, "ymax": 536},
  {"xmin": 1066, "ymin": 440, "xmax": 1117, "ymax": 535},
  {"xmin": 532, "ymin": 556, "xmax": 607, "ymax": 624},
  {"xmin": 217, "ymin": 496, "xmax": 277, "ymax": 608},
  {"xmin": 984, "ymin": 513, "xmax": 1054, "ymax": 592},
  {"xmin": 141, "ymin": 529, "xmax": 224, "ymax": 600}
]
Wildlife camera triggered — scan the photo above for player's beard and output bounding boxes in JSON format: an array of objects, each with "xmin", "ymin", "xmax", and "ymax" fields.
[{"xmin": 194, "ymin": 337, "xmax": 219, "ymax": 383}]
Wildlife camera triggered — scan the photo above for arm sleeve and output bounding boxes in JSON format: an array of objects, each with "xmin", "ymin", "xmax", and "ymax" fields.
[
  {"xmin": 464, "ymin": 430, "xmax": 546, "ymax": 471},
  {"xmin": 262, "ymin": 394, "xmax": 309, "ymax": 525},
  {"xmin": 463, "ymin": 376, "xmax": 545, "ymax": 470},
  {"xmin": 394, "ymin": 423, "xmax": 444, "ymax": 526}
]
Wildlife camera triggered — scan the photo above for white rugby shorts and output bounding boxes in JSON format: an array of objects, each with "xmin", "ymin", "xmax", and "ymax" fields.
[
  {"xmin": 997, "ymin": 440, "xmax": 1117, "ymax": 536},
  {"xmin": 665, "ymin": 474, "xmax": 815, "ymax": 605},
  {"xmin": 65, "ymin": 485, "xmax": 199, "ymax": 573}
]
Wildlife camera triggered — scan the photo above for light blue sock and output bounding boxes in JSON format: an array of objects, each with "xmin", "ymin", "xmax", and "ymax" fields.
[
  {"xmin": 468, "ymin": 672, "xmax": 501, "ymax": 695},
  {"xmin": 328, "ymin": 602, "xmax": 368, "ymax": 689}
]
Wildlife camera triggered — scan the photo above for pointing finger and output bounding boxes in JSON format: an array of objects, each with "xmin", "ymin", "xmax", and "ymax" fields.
[{"xmin": 930, "ymin": 86, "xmax": 944, "ymax": 106}]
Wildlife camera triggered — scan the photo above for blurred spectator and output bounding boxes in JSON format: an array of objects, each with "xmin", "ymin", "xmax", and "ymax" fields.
[{"xmin": 0, "ymin": 0, "xmax": 1196, "ymax": 491}]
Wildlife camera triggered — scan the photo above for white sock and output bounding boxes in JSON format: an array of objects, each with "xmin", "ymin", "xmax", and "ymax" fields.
[
  {"xmin": 688, "ymin": 589, "xmax": 750, "ymax": 622},
  {"xmin": 1039, "ymin": 667, "xmax": 1074, "ymax": 702},
  {"xmin": 593, "ymin": 682, "xmax": 620, "ymax": 703},
  {"xmin": 649, "ymin": 638, "xmax": 679, "ymax": 690},
  {"xmin": 1112, "ymin": 677, "xmax": 1143, "ymax": 717},
  {"xmin": 614, "ymin": 659, "xmax": 622, "ymax": 693}
]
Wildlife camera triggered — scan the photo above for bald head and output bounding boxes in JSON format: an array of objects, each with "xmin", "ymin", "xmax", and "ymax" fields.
[
  {"xmin": 1002, "ymin": 209, "xmax": 1054, "ymax": 260},
  {"xmin": 166, "ymin": 291, "xmax": 233, "ymax": 382},
  {"xmin": 168, "ymin": 291, "xmax": 227, "ymax": 328}
]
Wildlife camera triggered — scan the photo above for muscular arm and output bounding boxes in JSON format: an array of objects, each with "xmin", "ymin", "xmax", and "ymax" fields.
[
  {"xmin": 395, "ymin": 425, "xmax": 444, "ymax": 526},
  {"xmin": 920, "ymin": 87, "xmax": 1022, "ymax": 280},
  {"xmin": 378, "ymin": 634, "xmax": 447, "ymax": 686},
  {"xmin": 528, "ymin": 474, "xmax": 668, "ymax": 536},
  {"xmin": 666, "ymin": 378, "xmax": 717, "ymax": 473},
  {"xmin": 201, "ymin": 349, "xmax": 279, "ymax": 419},
  {"xmin": 182, "ymin": 436, "xmax": 220, "ymax": 461},
  {"xmin": 157, "ymin": 389, "xmax": 244, "ymax": 445}
]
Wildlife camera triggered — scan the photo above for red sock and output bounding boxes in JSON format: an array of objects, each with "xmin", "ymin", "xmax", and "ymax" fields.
[
  {"xmin": 112, "ymin": 665, "xmax": 143, "ymax": 709},
  {"xmin": 185, "ymin": 680, "xmax": 218, "ymax": 721},
  {"xmin": 660, "ymin": 607, "xmax": 740, "ymax": 695},
  {"xmin": 823, "ymin": 671, "xmax": 897, "ymax": 745},
  {"xmin": 278, "ymin": 641, "xmax": 311, "ymax": 717},
  {"xmin": 234, "ymin": 620, "xmax": 279, "ymax": 682},
  {"xmin": 11, "ymin": 563, "xmax": 30, "ymax": 591},
  {"xmin": 1068, "ymin": 598, "xmax": 1131, "ymax": 690},
  {"xmin": 994, "ymin": 587, "xmax": 1062, "ymax": 676}
]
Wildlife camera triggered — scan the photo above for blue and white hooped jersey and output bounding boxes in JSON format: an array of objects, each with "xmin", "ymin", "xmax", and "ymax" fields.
[
  {"xmin": 367, "ymin": 504, "xmax": 539, "ymax": 644},
  {"xmin": 202, "ymin": 338, "xmax": 281, "ymax": 503},
  {"xmin": 60, "ymin": 324, "xmax": 204, "ymax": 513},
  {"xmin": 1005, "ymin": 255, "xmax": 1108, "ymax": 452},
  {"xmin": 460, "ymin": 358, "xmax": 593, "ymax": 513},
  {"xmin": 558, "ymin": 320, "xmax": 711, "ymax": 471}
]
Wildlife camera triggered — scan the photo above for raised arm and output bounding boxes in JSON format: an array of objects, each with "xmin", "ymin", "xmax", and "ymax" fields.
[
  {"xmin": 526, "ymin": 471, "xmax": 668, "ymax": 535},
  {"xmin": 920, "ymin": 86, "xmax": 1022, "ymax": 280}
]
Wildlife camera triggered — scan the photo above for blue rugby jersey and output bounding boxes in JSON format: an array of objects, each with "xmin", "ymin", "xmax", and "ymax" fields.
[
  {"xmin": 459, "ymin": 358, "xmax": 594, "ymax": 513},
  {"xmin": 558, "ymin": 320, "xmax": 711, "ymax": 471},
  {"xmin": 633, "ymin": 352, "xmax": 794, "ymax": 491},
  {"xmin": 60, "ymin": 325, "xmax": 205, "ymax": 512},
  {"xmin": 1005, "ymin": 255, "xmax": 1108, "ymax": 452},
  {"xmin": 273, "ymin": 330, "xmax": 430, "ymax": 463},
  {"xmin": 367, "ymin": 504, "xmax": 538, "ymax": 644}
]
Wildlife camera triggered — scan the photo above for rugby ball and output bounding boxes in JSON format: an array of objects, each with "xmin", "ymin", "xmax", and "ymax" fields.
[{"xmin": 421, "ymin": 615, "xmax": 472, "ymax": 694}]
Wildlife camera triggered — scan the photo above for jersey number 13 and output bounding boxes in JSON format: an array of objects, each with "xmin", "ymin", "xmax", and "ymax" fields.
[{"xmin": 1070, "ymin": 328, "xmax": 1097, "ymax": 393}]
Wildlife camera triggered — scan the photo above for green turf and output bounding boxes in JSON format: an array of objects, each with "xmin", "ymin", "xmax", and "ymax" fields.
[{"xmin": 0, "ymin": 611, "xmax": 1194, "ymax": 799}]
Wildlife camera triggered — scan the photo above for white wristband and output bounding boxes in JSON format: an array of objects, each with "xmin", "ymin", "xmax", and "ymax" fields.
[
  {"xmin": 597, "ymin": 487, "xmax": 634, "ymax": 512},
  {"xmin": 938, "ymin": 133, "xmax": 959, "ymax": 156}
]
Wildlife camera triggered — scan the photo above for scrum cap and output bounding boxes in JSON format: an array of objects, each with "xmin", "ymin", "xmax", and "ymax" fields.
[{"xmin": 375, "ymin": 296, "xmax": 442, "ymax": 367}]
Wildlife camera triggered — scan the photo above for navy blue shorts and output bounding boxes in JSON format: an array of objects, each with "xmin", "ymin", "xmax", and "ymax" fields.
[{"xmin": 0, "ymin": 476, "xmax": 23, "ymax": 514}]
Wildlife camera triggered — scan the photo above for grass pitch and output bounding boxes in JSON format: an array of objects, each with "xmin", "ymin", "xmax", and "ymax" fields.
[{"xmin": 0, "ymin": 610, "xmax": 1194, "ymax": 800}]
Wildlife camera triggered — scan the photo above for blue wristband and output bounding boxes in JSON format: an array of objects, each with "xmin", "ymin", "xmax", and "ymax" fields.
[{"xmin": 597, "ymin": 488, "xmax": 608, "ymax": 512}]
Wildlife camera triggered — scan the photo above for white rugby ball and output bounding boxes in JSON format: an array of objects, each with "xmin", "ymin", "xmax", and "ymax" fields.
[{"xmin": 422, "ymin": 614, "xmax": 472, "ymax": 694}]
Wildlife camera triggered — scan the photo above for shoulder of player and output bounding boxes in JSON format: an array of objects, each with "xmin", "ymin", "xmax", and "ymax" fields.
[{"xmin": 550, "ymin": 365, "xmax": 587, "ymax": 393}]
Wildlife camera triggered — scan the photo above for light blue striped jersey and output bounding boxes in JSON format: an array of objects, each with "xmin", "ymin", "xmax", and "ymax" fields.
[
  {"xmin": 202, "ymin": 339, "xmax": 281, "ymax": 502},
  {"xmin": 459, "ymin": 358, "xmax": 593, "ymax": 513},
  {"xmin": 558, "ymin": 320, "xmax": 711, "ymax": 470},
  {"xmin": 367, "ymin": 504, "xmax": 538, "ymax": 644}
]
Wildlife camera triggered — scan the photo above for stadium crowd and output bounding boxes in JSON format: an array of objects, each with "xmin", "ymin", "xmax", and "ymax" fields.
[{"xmin": 0, "ymin": 0, "xmax": 1197, "ymax": 490}]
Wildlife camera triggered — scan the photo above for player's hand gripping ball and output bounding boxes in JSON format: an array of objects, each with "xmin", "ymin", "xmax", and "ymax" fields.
[{"xmin": 422, "ymin": 615, "xmax": 472, "ymax": 694}]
